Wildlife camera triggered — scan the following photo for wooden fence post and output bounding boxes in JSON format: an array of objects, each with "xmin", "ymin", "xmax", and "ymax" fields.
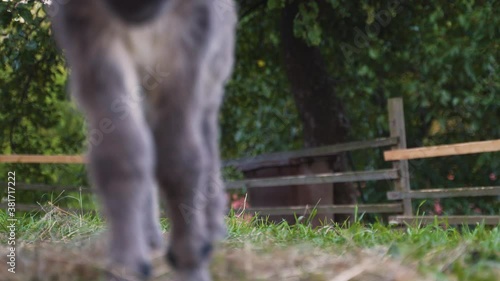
[{"xmin": 388, "ymin": 98, "xmax": 413, "ymax": 216}]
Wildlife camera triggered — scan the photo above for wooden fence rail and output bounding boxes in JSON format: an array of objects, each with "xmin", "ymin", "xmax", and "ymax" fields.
[
  {"xmin": 389, "ymin": 216, "xmax": 500, "ymax": 225},
  {"xmin": 246, "ymin": 204, "xmax": 403, "ymax": 216},
  {"xmin": 0, "ymin": 137, "xmax": 399, "ymax": 165},
  {"xmin": 0, "ymin": 155, "xmax": 86, "ymax": 164},
  {"xmin": 223, "ymin": 137, "xmax": 399, "ymax": 169},
  {"xmin": 384, "ymin": 139, "xmax": 500, "ymax": 161},
  {"xmin": 387, "ymin": 186, "xmax": 500, "ymax": 200},
  {"xmin": 225, "ymin": 169, "xmax": 398, "ymax": 189}
]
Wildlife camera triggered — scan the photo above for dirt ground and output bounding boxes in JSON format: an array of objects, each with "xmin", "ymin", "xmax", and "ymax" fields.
[{"xmin": 0, "ymin": 236, "xmax": 430, "ymax": 281}]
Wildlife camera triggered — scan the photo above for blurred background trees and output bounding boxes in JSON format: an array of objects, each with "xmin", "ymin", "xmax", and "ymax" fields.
[{"xmin": 1, "ymin": 0, "xmax": 498, "ymax": 215}]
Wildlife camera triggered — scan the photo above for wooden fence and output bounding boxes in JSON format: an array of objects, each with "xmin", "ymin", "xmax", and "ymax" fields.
[
  {"xmin": 1, "ymin": 98, "xmax": 499, "ymax": 225},
  {"xmin": 383, "ymin": 137, "xmax": 500, "ymax": 225}
]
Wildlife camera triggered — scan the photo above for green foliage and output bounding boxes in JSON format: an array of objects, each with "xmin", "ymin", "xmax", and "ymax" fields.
[
  {"xmin": 266, "ymin": 0, "xmax": 285, "ymax": 10},
  {"xmin": 221, "ymin": 6, "xmax": 302, "ymax": 158},
  {"xmin": 0, "ymin": 1, "xmax": 87, "ymax": 204},
  {"xmin": 294, "ymin": 2, "xmax": 322, "ymax": 46},
  {"xmin": 318, "ymin": 0, "xmax": 499, "ymax": 213},
  {"xmin": 233, "ymin": 0, "xmax": 499, "ymax": 214}
]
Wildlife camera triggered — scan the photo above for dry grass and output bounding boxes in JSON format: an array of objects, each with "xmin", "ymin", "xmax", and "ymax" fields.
[
  {"xmin": 0, "ymin": 237, "xmax": 429, "ymax": 281},
  {"xmin": 213, "ymin": 245, "xmax": 428, "ymax": 281}
]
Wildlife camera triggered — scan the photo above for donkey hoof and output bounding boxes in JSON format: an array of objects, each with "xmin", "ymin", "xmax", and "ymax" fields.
[
  {"xmin": 166, "ymin": 248, "xmax": 178, "ymax": 268},
  {"xmin": 166, "ymin": 242, "xmax": 213, "ymax": 269},
  {"xmin": 200, "ymin": 243, "xmax": 213, "ymax": 259},
  {"xmin": 138, "ymin": 261, "xmax": 153, "ymax": 279},
  {"xmin": 106, "ymin": 261, "xmax": 152, "ymax": 281}
]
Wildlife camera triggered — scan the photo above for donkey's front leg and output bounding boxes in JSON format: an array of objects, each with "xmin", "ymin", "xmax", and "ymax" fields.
[
  {"xmin": 153, "ymin": 103, "xmax": 213, "ymax": 281},
  {"xmin": 74, "ymin": 45, "xmax": 156, "ymax": 279}
]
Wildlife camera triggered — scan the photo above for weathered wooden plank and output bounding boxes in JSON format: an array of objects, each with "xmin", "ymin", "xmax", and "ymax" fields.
[
  {"xmin": 389, "ymin": 215, "xmax": 500, "ymax": 225},
  {"xmin": 0, "ymin": 155, "xmax": 86, "ymax": 164},
  {"xmin": 0, "ymin": 138, "xmax": 398, "ymax": 166},
  {"xmin": 0, "ymin": 182, "xmax": 92, "ymax": 193},
  {"xmin": 5, "ymin": 170, "xmax": 397, "ymax": 193},
  {"xmin": 5, "ymin": 170, "xmax": 396, "ymax": 193},
  {"xmin": 384, "ymin": 139, "xmax": 500, "ymax": 161},
  {"xmin": 388, "ymin": 98, "xmax": 412, "ymax": 215},
  {"xmin": 223, "ymin": 137, "xmax": 399, "ymax": 170},
  {"xmin": 244, "ymin": 203, "xmax": 403, "ymax": 215},
  {"xmin": 225, "ymin": 169, "xmax": 399, "ymax": 190},
  {"xmin": 387, "ymin": 186, "xmax": 500, "ymax": 200}
]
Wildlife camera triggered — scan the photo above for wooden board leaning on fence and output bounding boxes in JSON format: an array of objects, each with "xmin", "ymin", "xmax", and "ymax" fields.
[
  {"xmin": 382, "ymin": 138, "xmax": 500, "ymax": 226},
  {"xmin": 384, "ymin": 139, "xmax": 500, "ymax": 161}
]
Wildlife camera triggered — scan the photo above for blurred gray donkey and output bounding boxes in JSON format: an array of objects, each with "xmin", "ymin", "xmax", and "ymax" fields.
[{"xmin": 50, "ymin": 0, "xmax": 236, "ymax": 280}]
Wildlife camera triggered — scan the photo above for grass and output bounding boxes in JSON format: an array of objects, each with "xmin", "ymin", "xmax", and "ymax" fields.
[{"xmin": 0, "ymin": 207, "xmax": 499, "ymax": 281}]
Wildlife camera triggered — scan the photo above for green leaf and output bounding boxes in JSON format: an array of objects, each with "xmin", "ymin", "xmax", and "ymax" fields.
[
  {"xmin": 267, "ymin": 0, "xmax": 285, "ymax": 10},
  {"xmin": 294, "ymin": 2, "xmax": 322, "ymax": 46},
  {"xmin": 17, "ymin": 7, "xmax": 33, "ymax": 22}
]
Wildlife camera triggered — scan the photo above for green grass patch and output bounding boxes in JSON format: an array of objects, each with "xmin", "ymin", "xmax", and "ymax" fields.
[{"xmin": 1, "ymin": 209, "xmax": 499, "ymax": 280}]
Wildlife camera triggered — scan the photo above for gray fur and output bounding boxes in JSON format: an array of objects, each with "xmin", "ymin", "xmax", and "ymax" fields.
[{"xmin": 50, "ymin": 0, "xmax": 236, "ymax": 280}]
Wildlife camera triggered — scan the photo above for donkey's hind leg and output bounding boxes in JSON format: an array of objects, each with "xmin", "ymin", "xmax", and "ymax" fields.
[{"xmin": 202, "ymin": 110, "xmax": 228, "ymax": 241}]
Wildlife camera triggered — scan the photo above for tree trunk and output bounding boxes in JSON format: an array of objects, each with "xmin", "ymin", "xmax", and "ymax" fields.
[{"xmin": 280, "ymin": 1, "xmax": 357, "ymax": 222}]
